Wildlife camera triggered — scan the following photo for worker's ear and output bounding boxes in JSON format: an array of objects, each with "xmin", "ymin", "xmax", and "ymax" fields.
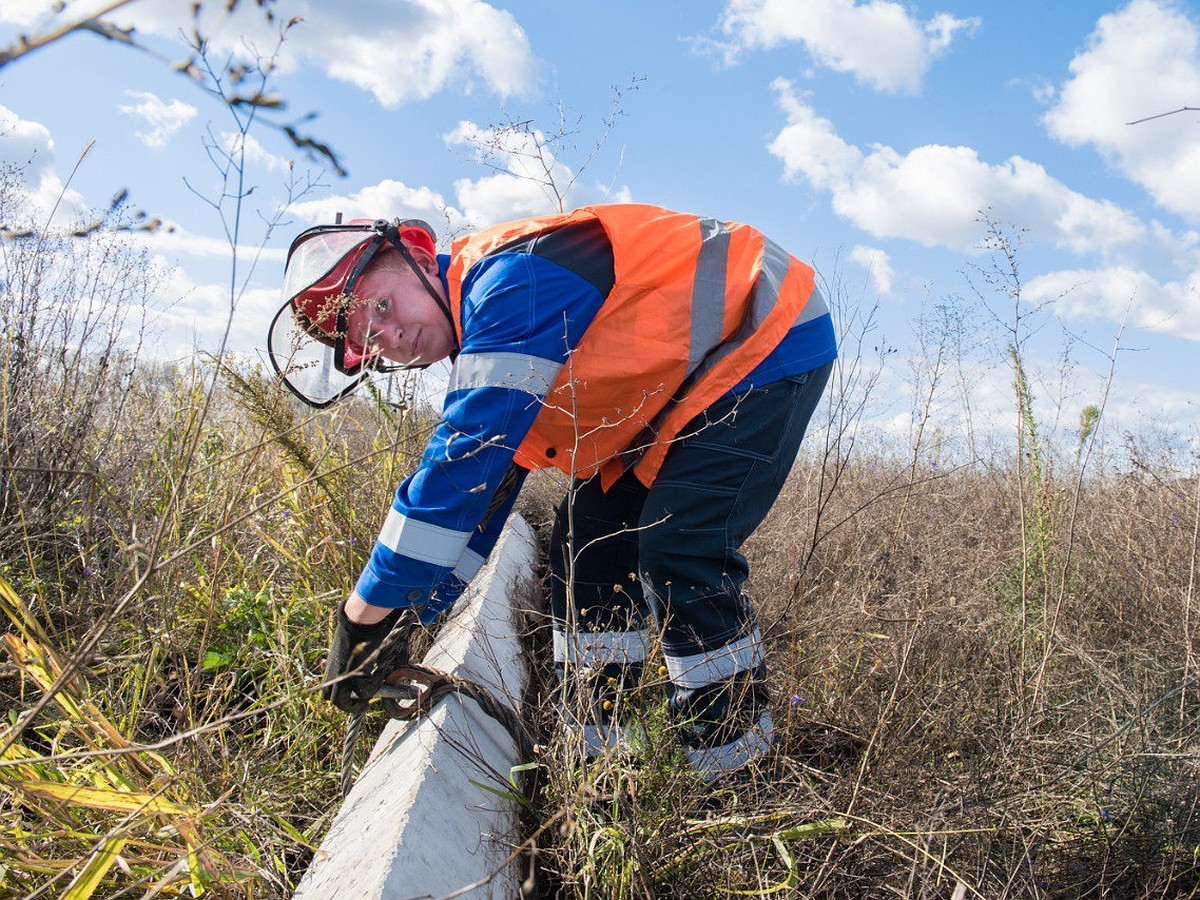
[{"xmin": 406, "ymin": 243, "xmax": 439, "ymax": 277}]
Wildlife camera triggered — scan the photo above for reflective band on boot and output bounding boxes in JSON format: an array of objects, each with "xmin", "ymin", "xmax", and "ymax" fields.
[
  {"xmin": 577, "ymin": 721, "xmax": 644, "ymax": 757},
  {"xmin": 686, "ymin": 710, "xmax": 774, "ymax": 781},
  {"xmin": 553, "ymin": 629, "xmax": 646, "ymax": 758}
]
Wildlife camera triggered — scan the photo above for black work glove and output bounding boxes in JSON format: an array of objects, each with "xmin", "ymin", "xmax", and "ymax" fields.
[{"xmin": 322, "ymin": 602, "xmax": 411, "ymax": 714}]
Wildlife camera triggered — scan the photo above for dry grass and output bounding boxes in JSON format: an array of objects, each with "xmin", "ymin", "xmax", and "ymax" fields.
[
  {"xmin": 2, "ymin": 207, "xmax": 1197, "ymax": 897},
  {"xmin": 524, "ymin": 452, "xmax": 1200, "ymax": 898}
]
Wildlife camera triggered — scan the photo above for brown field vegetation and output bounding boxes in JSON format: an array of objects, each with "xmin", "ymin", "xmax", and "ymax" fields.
[{"xmin": 1, "ymin": 191, "xmax": 1198, "ymax": 898}]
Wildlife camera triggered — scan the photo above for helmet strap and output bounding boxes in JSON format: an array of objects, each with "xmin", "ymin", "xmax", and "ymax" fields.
[
  {"xmin": 333, "ymin": 234, "xmax": 387, "ymax": 375},
  {"xmin": 374, "ymin": 220, "xmax": 460, "ymax": 357}
]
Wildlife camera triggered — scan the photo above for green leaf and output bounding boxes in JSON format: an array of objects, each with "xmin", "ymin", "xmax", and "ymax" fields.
[
  {"xmin": 774, "ymin": 817, "xmax": 849, "ymax": 840},
  {"xmin": 60, "ymin": 835, "xmax": 128, "ymax": 900}
]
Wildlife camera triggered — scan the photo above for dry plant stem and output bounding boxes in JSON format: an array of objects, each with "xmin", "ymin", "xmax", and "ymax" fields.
[
  {"xmin": 464, "ymin": 76, "xmax": 640, "ymax": 215},
  {"xmin": 4, "ymin": 141, "xmax": 96, "ymax": 620},
  {"xmin": 1013, "ymin": 359, "xmax": 1032, "ymax": 707},
  {"xmin": 795, "ymin": 290, "xmax": 887, "ymax": 588},
  {"xmin": 439, "ymin": 806, "xmax": 570, "ymax": 899},
  {"xmin": 1182, "ymin": 456, "xmax": 1200, "ymax": 748},
  {"xmin": 1, "ymin": 35, "xmax": 310, "ymax": 757},
  {"xmin": 131, "ymin": 36, "xmax": 299, "ymax": 602},
  {"xmin": 0, "ymin": 3, "xmax": 348, "ymax": 178},
  {"xmin": 892, "ymin": 309, "xmax": 948, "ymax": 541},
  {"xmin": 844, "ymin": 813, "xmax": 987, "ymax": 900},
  {"xmin": 0, "ymin": 0, "xmax": 140, "ymax": 67},
  {"xmin": 1030, "ymin": 314, "xmax": 1126, "ymax": 712},
  {"xmin": 0, "ymin": 666, "xmax": 326, "ymax": 770},
  {"xmin": 556, "ymin": 336, "xmax": 587, "ymax": 776},
  {"xmin": 846, "ymin": 618, "xmax": 920, "ymax": 815}
]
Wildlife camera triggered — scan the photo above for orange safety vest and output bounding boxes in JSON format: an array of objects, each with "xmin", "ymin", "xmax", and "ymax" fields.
[{"xmin": 445, "ymin": 204, "xmax": 816, "ymax": 489}]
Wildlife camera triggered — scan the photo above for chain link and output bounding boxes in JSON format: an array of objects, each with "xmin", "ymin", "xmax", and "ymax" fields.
[{"xmin": 339, "ymin": 664, "xmax": 531, "ymax": 798}]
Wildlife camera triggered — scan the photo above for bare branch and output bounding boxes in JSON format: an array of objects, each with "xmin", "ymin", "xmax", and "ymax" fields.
[
  {"xmin": 1126, "ymin": 106, "xmax": 1200, "ymax": 125},
  {"xmin": 0, "ymin": 0, "xmax": 141, "ymax": 68}
]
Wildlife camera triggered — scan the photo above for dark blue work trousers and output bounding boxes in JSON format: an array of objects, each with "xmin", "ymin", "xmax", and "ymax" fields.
[{"xmin": 549, "ymin": 361, "xmax": 833, "ymax": 771}]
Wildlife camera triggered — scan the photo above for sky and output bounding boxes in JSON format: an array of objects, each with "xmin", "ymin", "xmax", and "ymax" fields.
[{"xmin": 1, "ymin": 0, "xmax": 1198, "ymax": 460}]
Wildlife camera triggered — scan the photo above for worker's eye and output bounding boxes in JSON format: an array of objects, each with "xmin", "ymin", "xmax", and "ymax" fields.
[{"xmin": 376, "ymin": 297, "xmax": 390, "ymax": 314}]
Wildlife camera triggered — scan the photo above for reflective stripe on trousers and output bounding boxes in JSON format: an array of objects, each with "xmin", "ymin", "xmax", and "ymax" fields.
[{"xmin": 549, "ymin": 361, "xmax": 833, "ymax": 773}]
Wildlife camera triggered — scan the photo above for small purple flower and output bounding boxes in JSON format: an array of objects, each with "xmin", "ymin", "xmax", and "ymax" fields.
[
  {"xmin": 1100, "ymin": 808, "xmax": 1112, "ymax": 823},
  {"xmin": 82, "ymin": 566, "xmax": 95, "ymax": 577},
  {"xmin": 349, "ymin": 537, "xmax": 358, "ymax": 545},
  {"xmin": 790, "ymin": 694, "xmax": 803, "ymax": 705}
]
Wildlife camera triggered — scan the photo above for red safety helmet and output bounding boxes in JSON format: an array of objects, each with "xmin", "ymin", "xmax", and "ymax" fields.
[{"xmin": 267, "ymin": 217, "xmax": 452, "ymax": 408}]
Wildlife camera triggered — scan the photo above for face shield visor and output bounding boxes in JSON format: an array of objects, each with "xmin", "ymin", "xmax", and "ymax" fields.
[{"xmin": 267, "ymin": 218, "xmax": 444, "ymax": 408}]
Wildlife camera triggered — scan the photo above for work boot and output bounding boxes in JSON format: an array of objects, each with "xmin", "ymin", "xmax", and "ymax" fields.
[{"xmin": 555, "ymin": 660, "xmax": 644, "ymax": 758}]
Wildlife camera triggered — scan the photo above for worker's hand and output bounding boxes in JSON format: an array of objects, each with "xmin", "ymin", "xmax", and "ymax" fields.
[{"xmin": 322, "ymin": 600, "xmax": 411, "ymax": 714}]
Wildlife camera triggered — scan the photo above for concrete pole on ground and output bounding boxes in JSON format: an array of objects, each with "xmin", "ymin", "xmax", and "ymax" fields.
[{"xmin": 295, "ymin": 515, "xmax": 537, "ymax": 899}]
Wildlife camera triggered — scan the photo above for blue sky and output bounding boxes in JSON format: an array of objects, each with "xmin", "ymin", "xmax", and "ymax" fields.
[{"xmin": 2, "ymin": 0, "xmax": 1198, "ymax": 458}]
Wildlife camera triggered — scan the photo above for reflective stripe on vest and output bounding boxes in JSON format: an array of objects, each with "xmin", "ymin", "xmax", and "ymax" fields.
[{"xmin": 446, "ymin": 204, "xmax": 815, "ymax": 488}]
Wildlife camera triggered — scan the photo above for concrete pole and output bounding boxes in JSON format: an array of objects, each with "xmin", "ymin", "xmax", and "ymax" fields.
[{"xmin": 296, "ymin": 516, "xmax": 536, "ymax": 899}]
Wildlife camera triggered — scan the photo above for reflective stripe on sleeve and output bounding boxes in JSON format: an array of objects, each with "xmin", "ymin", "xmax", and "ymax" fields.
[
  {"xmin": 451, "ymin": 547, "xmax": 485, "ymax": 583},
  {"xmin": 663, "ymin": 629, "xmax": 763, "ymax": 690},
  {"xmin": 377, "ymin": 508, "xmax": 471, "ymax": 568},
  {"xmin": 552, "ymin": 628, "xmax": 648, "ymax": 666},
  {"xmin": 746, "ymin": 237, "xmax": 791, "ymax": 332},
  {"xmin": 448, "ymin": 351, "xmax": 562, "ymax": 397}
]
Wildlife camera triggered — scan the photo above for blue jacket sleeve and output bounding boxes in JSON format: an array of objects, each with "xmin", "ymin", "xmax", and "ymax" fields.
[{"xmin": 352, "ymin": 252, "xmax": 604, "ymax": 623}]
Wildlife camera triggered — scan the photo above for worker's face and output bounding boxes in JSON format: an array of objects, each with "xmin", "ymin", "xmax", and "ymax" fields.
[{"xmin": 345, "ymin": 246, "xmax": 455, "ymax": 367}]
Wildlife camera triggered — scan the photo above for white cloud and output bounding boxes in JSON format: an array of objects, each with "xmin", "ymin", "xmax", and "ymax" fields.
[
  {"xmin": 282, "ymin": 129, "xmax": 634, "ymax": 256},
  {"xmin": 0, "ymin": 0, "xmax": 70, "ymax": 27},
  {"xmin": 1044, "ymin": 0, "xmax": 1200, "ymax": 219},
  {"xmin": 769, "ymin": 80, "xmax": 1145, "ymax": 256},
  {"xmin": 220, "ymin": 131, "xmax": 292, "ymax": 174},
  {"xmin": 128, "ymin": 223, "xmax": 287, "ymax": 264},
  {"xmin": 1031, "ymin": 81, "xmax": 1057, "ymax": 106},
  {"xmin": 445, "ymin": 121, "xmax": 631, "ymax": 227},
  {"xmin": 0, "ymin": 104, "xmax": 87, "ymax": 228},
  {"xmin": 445, "ymin": 121, "xmax": 575, "ymax": 224},
  {"xmin": 7, "ymin": 0, "xmax": 537, "ymax": 107},
  {"xmin": 1026, "ymin": 266, "xmax": 1200, "ymax": 342},
  {"xmin": 119, "ymin": 91, "xmax": 197, "ymax": 149},
  {"xmin": 849, "ymin": 245, "xmax": 895, "ymax": 295},
  {"xmin": 143, "ymin": 258, "xmax": 282, "ymax": 360},
  {"xmin": 1103, "ymin": 379, "xmax": 1200, "ymax": 438},
  {"xmin": 858, "ymin": 331, "xmax": 1200, "ymax": 461},
  {"xmin": 288, "ymin": 179, "xmax": 470, "ymax": 245},
  {"xmin": 20, "ymin": 0, "xmax": 538, "ymax": 109},
  {"xmin": 316, "ymin": 0, "xmax": 536, "ymax": 106},
  {"xmin": 716, "ymin": 0, "xmax": 979, "ymax": 93}
]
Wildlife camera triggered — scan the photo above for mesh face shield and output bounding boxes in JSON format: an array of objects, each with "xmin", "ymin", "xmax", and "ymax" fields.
[{"xmin": 267, "ymin": 218, "xmax": 443, "ymax": 408}]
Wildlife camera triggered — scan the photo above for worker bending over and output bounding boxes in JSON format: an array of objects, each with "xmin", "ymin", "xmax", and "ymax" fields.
[{"xmin": 268, "ymin": 204, "xmax": 836, "ymax": 780}]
